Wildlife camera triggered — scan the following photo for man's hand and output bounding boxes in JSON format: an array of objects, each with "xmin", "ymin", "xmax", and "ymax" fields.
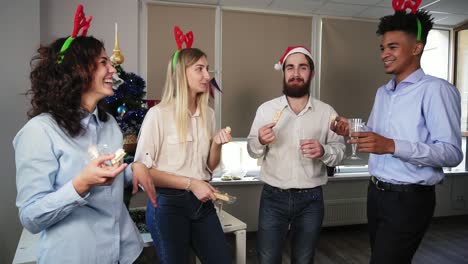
[
  {"xmin": 349, "ymin": 132, "xmax": 395, "ymax": 155},
  {"xmin": 300, "ymin": 139, "xmax": 324, "ymax": 159},
  {"xmin": 258, "ymin": 123, "xmax": 276, "ymax": 145},
  {"xmin": 330, "ymin": 116, "xmax": 349, "ymax": 137},
  {"xmin": 132, "ymin": 162, "xmax": 157, "ymax": 207}
]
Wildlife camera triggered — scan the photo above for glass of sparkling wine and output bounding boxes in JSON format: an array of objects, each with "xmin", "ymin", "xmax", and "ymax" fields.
[{"xmin": 348, "ymin": 118, "xmax": 363, "ymax": 160}]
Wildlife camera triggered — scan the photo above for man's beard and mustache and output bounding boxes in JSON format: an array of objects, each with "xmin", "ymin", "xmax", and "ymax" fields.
[{"xmin": 283, "ymin": 76, "xmax": 311, "ymax": 98}]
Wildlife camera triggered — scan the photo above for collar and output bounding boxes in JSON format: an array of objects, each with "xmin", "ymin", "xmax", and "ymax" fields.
[
  {"xmin": 189, "ymin": 107, "xmax": 200, "ymax": 117},
  {"xmin": 281, "ymin": 94, "xmax": 314, "ymax": 113},
  {"xmin": 81, "ymin": 108, "xmax": 102, "ymax": 128},
  {"xmin": 385, "ymin": 68, "xmax": 425, "ymax": 91}
]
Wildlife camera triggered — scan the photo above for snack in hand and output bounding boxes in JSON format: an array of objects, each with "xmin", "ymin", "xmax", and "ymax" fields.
[
  {"xmin": 88, "ymin": 145, "xmax": 99, "ymax": 160},
  {"xmin": 272, "ymin": 109, "xmax": 284, "ymax": 124},
  {"xmin": 225, "ymin": 126, "xmax": 231, "ymax": 134},
  {"xmin": 214, "ymin": 192, "xmax": 237, "ymax": 204},
  {"xmin": 111, "ymin": 148, "xmax": 127, "ymax": 165}
]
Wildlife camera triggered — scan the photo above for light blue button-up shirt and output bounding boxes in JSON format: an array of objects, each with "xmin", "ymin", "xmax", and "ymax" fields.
[
  {"xmin": 367, "ymin": 69, "xmax": 463, "ymax": 185},
  {"xmin": 14, "ymin": 110, "xmax": 143, "ymax": 264}
]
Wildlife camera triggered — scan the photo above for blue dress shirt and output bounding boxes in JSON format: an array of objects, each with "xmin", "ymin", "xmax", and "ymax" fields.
[
  {"xmin": 367, "ymin": 69, "xmax": 463, "ymax": 185},
  {"xmin": 14, "ymin": 110, "xmax": 143, "ymax": 264}
]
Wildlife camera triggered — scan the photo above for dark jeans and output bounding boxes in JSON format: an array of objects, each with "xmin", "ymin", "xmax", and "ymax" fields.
[
  {"xmin": 146, "ymin": 188, "xmax": 231, "ymax": 264},
  {"xmin": 367, "ymin": 181, "xmax": 435, "ymax": 264},
  {"xmin": 257, "ymin": 184, "xmax": 324, "ymax": 264}
]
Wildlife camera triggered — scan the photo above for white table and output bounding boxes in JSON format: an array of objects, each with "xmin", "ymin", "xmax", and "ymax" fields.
[
  {"xmin": 213, "ymin": 210, "xmax": 247, "ymax": 264},
  {"xmin": 13, "ymin": 211, "xmax": 247, "ymax": 264}
]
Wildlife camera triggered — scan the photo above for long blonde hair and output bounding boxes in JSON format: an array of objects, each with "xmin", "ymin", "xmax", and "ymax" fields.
[{"xmin": 160, "ymin": 48, "xmax": 211, "ymax": 142}]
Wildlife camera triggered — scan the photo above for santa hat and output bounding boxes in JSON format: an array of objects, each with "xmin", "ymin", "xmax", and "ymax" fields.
[{"xmin": 274, "ymin": 46, "xmax": 313, "ymax": 71}]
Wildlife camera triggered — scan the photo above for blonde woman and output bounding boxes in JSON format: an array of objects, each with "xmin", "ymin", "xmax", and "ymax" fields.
[{"xmin": 134, "ymin": 48, "xmax": 232, "ymax": 263}]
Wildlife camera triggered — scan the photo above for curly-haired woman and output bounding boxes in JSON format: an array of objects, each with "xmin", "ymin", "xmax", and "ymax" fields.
[{"xmin": 14, "ymin": 36, "xmax": 156, "ymax": 264}]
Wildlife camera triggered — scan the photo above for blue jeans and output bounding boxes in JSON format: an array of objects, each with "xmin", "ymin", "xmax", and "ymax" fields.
[
  {"xmin": 257, "ymin": 184, "xmax": 324, "ymax": 264},
  {"xmin": 146, "ymin": 188, "xmax": 231, "ymax": 264}
]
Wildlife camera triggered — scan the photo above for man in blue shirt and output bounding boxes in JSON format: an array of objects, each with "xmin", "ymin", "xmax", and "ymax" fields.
[{"xmin": 332, "ymin": 9, "xmax": 463, "ymax": 264}]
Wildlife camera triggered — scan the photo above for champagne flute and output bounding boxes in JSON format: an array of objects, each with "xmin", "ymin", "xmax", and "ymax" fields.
[
  {"xmin": 348, "ymin": 118, "xmax": 363, "ymax": 160},
  {"xmin": 215, "ymin": 199, "xmax": 225, "ymax": 218}
]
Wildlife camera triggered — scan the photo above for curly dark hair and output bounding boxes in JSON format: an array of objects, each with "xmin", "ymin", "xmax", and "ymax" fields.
[
  {"xmin": 28, "ymin": 36, "xmax": 109, "ymax": 137},
  {"xmin": 377, "ymin": 10, "xmax": 434, "ymax": 45}
]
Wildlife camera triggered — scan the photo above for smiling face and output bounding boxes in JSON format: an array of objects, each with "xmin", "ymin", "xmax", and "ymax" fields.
[
  {"xmin": 88, "ymin": 49, "xmax": 116, "ymax": 99},
  {"xmin": 282, "ymin": 53, "xmax": 314, "ymax": 98},
  {"xmin": 186, "ymin": 56, "xmax": 210, "ymax": 97},
  {"xmin": 380, "ymin": 30, "xmax": 422, "ymax": 83},
  {"xmin": 80, "ymin": 49, "xmax": 116, "ymax": 112}
]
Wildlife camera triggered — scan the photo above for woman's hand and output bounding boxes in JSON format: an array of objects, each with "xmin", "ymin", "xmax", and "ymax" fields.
[
  {"xmin": 189, "ymin": 179, "xmax": 217, "ymax": 202},
  {"xmin": 72, "ymin": 154, "xmax": 127, "ymax": 196},
  {"xmin": 213, "ymin": 128, "xmax": 232, "ymax": 146},
  {"xmin": 132, "ymin": 162, "xmax": 157, "ymax": 207}
]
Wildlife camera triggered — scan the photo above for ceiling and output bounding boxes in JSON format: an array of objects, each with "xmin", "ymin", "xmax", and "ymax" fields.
[{"xmin": 156, "ymin": 0, "xmax": 468, "ymax": 27}]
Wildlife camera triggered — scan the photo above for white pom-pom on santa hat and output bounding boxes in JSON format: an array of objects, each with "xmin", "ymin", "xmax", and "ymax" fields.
[{"xmin": 274, "ymin": 46, "xmax": 313, "ymax": 71}]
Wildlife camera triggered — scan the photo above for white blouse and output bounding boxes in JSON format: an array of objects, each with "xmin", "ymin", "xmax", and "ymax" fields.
[{"xmin": 134, "ymin": 104, "xmax": 215, "ymax": 181}]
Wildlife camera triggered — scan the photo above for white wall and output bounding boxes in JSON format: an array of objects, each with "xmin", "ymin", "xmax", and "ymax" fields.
[
  {"xmin": 0, "ymin": 1, "xmax": 40, "ymax": 262},
  {"xmin": 41, "ymin": 0, "xmax": 140, "ymax": 73},
  {"xmin": 0, "ymin": 0, "xmax": 140, "ymax": 262}
]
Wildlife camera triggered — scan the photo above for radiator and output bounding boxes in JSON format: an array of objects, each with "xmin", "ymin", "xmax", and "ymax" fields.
[{"xmin": 323, "ymin": 198, "xmax": 367, "ymax": 226}]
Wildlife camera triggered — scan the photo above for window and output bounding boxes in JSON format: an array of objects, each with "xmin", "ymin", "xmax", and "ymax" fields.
[
  {"xmin": 454, "ymin": 23, "xmax": 468, "ymax": 171},
  {"xmin": 455, "ymin": 26, "xmax": 468, "ymax": 132},
  {"xmin": 421, "ymin": 29, "xmax": 450, "ymax": 81},
  {"xmin": 214, "ymin": 140, "xmax": 260, "ymax": 179}
]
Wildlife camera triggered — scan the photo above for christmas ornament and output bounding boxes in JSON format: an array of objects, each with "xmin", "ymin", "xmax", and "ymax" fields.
[
  {"xmin": 110, "ymin": 23, "xmax": 125, "ymax": 65},
  {"xmin": 117, "ymin": 104, "xmax": 128, "ymax": 119}
]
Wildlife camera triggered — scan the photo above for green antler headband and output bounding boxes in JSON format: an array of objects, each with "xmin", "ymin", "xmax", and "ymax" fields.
[
  {"xmin": 172, "ymin": 26, "xmax": 194, "ymax": 72},
  {"xmin": 57, "ymin": 4, "xmax": 93, "ymax": 64},
  {"xmin": 392, "ymin": 0, "xmax": 423, "ymax": 41}
]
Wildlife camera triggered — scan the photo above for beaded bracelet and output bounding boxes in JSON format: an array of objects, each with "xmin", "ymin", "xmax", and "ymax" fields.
[{"xmin": 185, "ymin": 177, "xmax": 192, "ymax": 191}]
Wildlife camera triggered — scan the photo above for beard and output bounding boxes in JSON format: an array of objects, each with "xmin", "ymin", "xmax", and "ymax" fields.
[{"xmin": 282, "ymin": 76, "xmax": 311, "ymax": 98}]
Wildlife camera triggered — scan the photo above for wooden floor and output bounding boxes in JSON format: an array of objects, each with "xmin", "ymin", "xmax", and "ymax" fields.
[
  {"xmin": 238, "ymin": 215, "xmax": 468, "ymax": 264},
  {"xmin": 138, "ymin": 215, "xmax": 468, "ymax": 263}
]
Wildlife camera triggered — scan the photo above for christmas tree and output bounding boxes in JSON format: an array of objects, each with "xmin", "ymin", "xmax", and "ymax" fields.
[
  {"xmin": 103, "ymin": 23, "xmax": 150, "ymax": 208},
  {"xmin": 102, "ymin": 23, "xmax": 149, "ymax": 153},
  {"xmin": 103, "ymin": 64, "xmax": 148, "ymax": 137}
]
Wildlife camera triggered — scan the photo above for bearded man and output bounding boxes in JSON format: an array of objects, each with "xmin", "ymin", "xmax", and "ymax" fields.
[{"xmin": 247, "ymin": 46, "xmax": 346, "ymax": 264}]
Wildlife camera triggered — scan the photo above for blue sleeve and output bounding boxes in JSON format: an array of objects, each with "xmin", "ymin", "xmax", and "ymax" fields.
[
  {"xmin": 394, "ymin": 82, "xmax": 463, "ymax": 167},
  {"xmin": 14, "ymin": 121, "xmax": 88, "ymax": 234},
  {"xmin": 366, "ymin": 88, "xmax": 382, "ymax": 132},
  {"xmin": 124, "ymin": 163, "xmax": 133, "ymax": 185}
]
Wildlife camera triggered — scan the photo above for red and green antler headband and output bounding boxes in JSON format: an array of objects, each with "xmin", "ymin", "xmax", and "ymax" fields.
[
  {"xmin": 57, "ymin": 4, "xmax": 93, "ymax": 63},
  {"xmin": 172, "ymin": 26, "xmax": 194, "ymax": 71},
  {"xmin": 170, "ymin": 26, "xmax": 221, "ymax": 97},
  {"xmin": 392, "ymin": 0, "xmax": 423, "ymax": 41}
]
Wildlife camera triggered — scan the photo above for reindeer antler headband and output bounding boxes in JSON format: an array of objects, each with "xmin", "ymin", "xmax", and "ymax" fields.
[
  {"xmin": 172, "ymin": 26, "xmax": 194, "ymax": 72},
  {"xmin": 392, "ymin": 0, "xmax": 423, "ymax": 41},
  {"xmin": 57, "ymin": 4, "xmax": 93, "ymax": 63}
]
